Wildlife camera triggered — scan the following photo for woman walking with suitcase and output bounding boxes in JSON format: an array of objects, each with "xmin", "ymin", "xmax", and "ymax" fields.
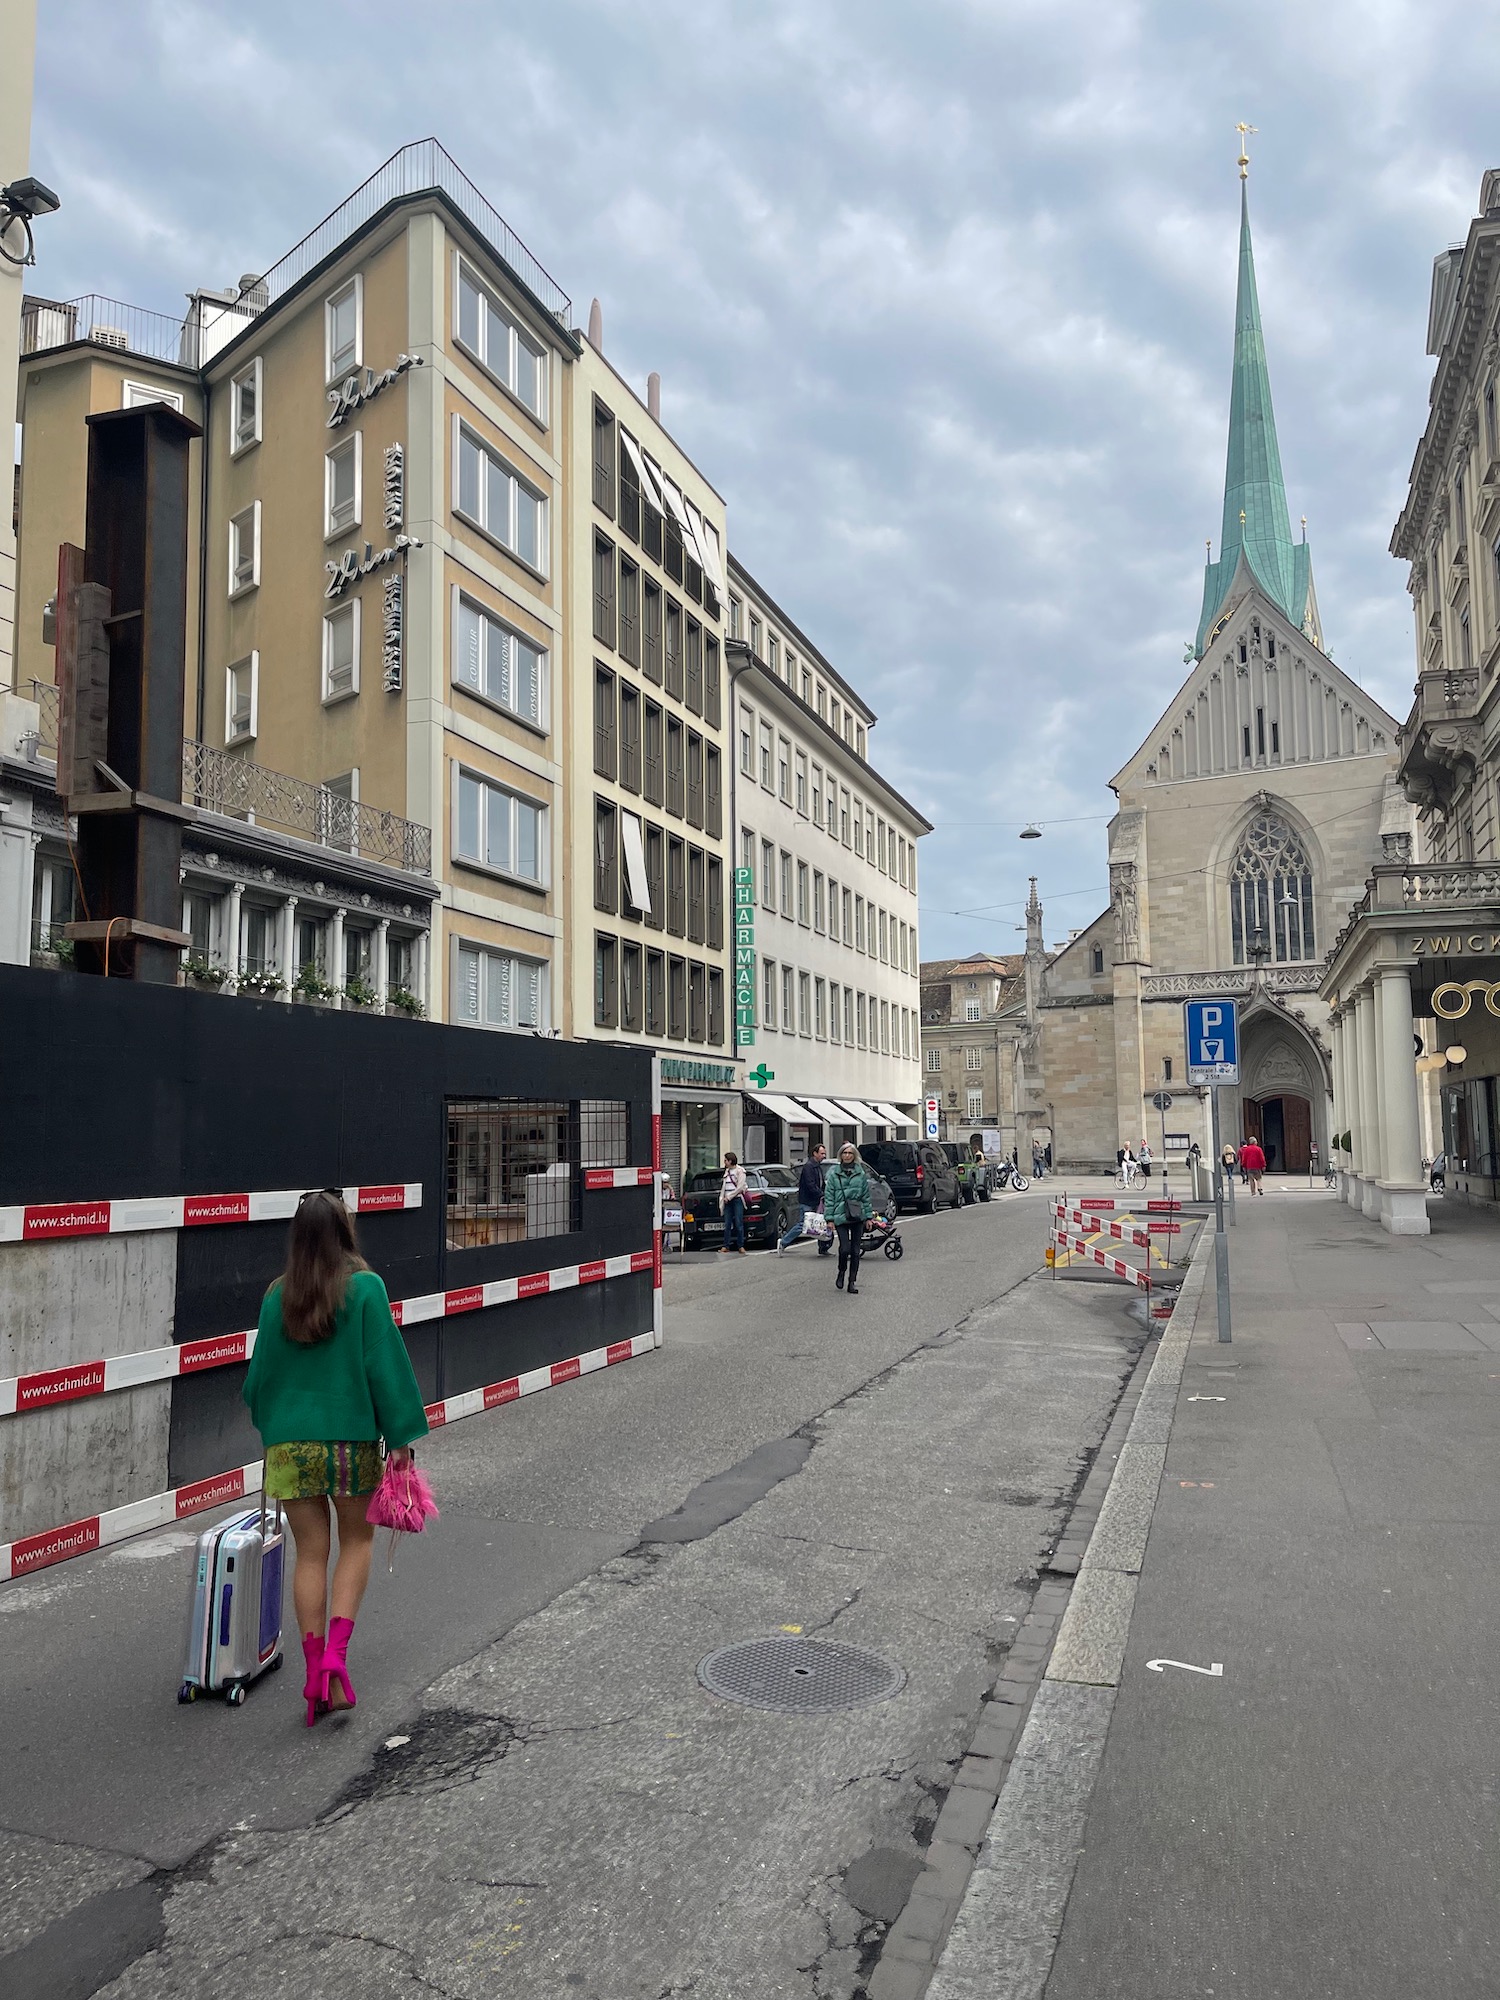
[
  {"xmin": 243, "ymin": 1190, "xmax": 429, "ymax": 1725},
  {"xmin": 824, "ymin": 1143, "xmax": 874, "ymax": 1295}
]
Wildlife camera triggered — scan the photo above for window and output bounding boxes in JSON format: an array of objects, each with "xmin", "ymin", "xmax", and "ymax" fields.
[
  {"xmin": 1163, "ymin": 1058, "xmax": 1173, "ymax": 1083},
  {"xmin": 322, "ymin": 600, "xmax": 359, "ymax": 701},
  {"xmin": 812, "ymin": 764, "xmax": 823, "ymax": 826},
  {"xmin": 729, "ymin": 596, "xmax": 742, "ymax": 638},
  {"xmin": 231, "ymin": 358, "xmax": 261, "ymax": 454},
  {"xmin": 840, "ymin": 788, "xmax": 851, "ymax": 844},
  {"xmin": 705, "ymin": 745, "xmax": 722, "ymax": 838},
  {"xmin": 619, "ymin": 558, "xmax": 640, "ymax": 667},
  {"xmin": 688, "ymin": 845, "xmax": 706, "ymax": 943},
  {"xmin": 816, "ymin": 683, "xmax": 827, "ymax": 719},
  {"xmin": 750, "ymin": 614, "xmax": 762, "ymax": 658},
  {"xmin": 762, "ymin": 956, "xmax": 777, "ymax": 1029},
  {"xmin": 708, "ymin": 968, "xmax": 725, "ymax": 1045},
  {"xmin": 456, "ymin": 261, "xmax": 546, "ymax": 418},
  {"xmin": 618, "ymin": 429, "xmax": 641, "ymax": 539},
  {"xmin": 122, "ymin": 379, "xmax": 185, "ymax": 412},
  {"xmin": 667, "ymin": 836, "xmax": 686, "ymax": 934},
  {"xmin": 619, "ymin": 685, "xmax": 641, "ymax": 793},
  {"xmin": 1091, "ymin": 946, "xmax": 1104, "ymax": 975},
  {"xmin": 445, "ymin": 1096, "xmax": 572, "ymax": 1251},
  {"xmin": 795, "ymin": 752, "xmax": 808, "ymax": 816},
  {"xmin": 240, "ymin": 905, "xmax": 275, "ymax": 978},
  {"xmin": 707, "ymin": 856, "xmax": 724, "ymax": 949},
  {"xmin": 666, "ymin": 716, "xmax": 685, "ymax": 816},
  {"xmin": 456, "ymin": 423, "xmax": 546, "ymax": 570},
  {"xmin": 665, "ymin": 599, "xmax": 683, "ymax": 698},
  {"xmin": 768, "ymin": 634, "xmax": 780, "ymax": 678},
  {"xmin": 1488, "ymin": 378, "xmax": 1497, "ymax": 458},
  {"xmin": 857, "ymin": 725, "xmax": 866, "ymax": 758},
  {"xmin": 704, "ymin": 637, "xmax": 721, "ymax": 728},
  {"xmin": 594, "ymin": 667, "xmax": 617, "ymax": 779},
  {"xmin": 643, "ymin": 580, "xmax": 663, "ymax": 683},
  {"xmin": 1242, "ymin": 723, "xmax": 1253, "ymax": 762},
  {"xmin": 644, "ymin": 700, "xmax": 664, "ymax": 805},
  {"xmin": 225, "ymin": 653, "xmax": 258, "ymax": 744},
  {"xmin": 326, "ymin": 276, "xmax": 361, "ymax": 381},
  {"xmin": 183, "ymin": 890, "xmax": 214, "ymax": 962},
  {"xmin": 965, "ymin": 999, "xmax": 980, "ymax": 1021},
  {"xmin": 801, "ymin": 667, "xmax": 812, "ymax": 703},
  {"xmin": 31, "ymin": 853, "xmax": 75, "ymax": 954},
  {"xmin": 742, "ymin": 826, "xmax": 756, "ymax": 875},
  {"xmin": 797, "ymin": 861, "xmax": 810, "ymax": 926},
  {"xmin": 1461, "ymin": 608, "xmax": 1474, "ymax": 672},
  {"xmin": 457, "ymin": 770, "xmax": 545, "ymax": 884},
  {"xmin": 857, "ymin": 993, "xmax": 867, "ymax": 1047},
  {"xmin": 644, "ymin": 823, "xmax": 665, "ymax": 929},
  {"xmin": 326, "ymin": 435, "xmax": 360, "ymax": 537},
  {"xmin": 814, "ymin": 872, "xmax": 825, "ymax": 931},
  {"xmin": 842, "ymin": 886, "xmax": 852, "ymax": 941},
  {"xmin": 689, "ymin": 962, "xmax": 707, "ymax": 1043},
  {"xmin": 594, "ymin": 800, "xmax": 618, "ymax": 911},
  {"xmin": 880, "ymin": 1001, "xmax": 889, "ymax": 1052},
  {"xmin": 1270, "ymin": 720, "xmax": 1280, "ymax": 756},
  {"xmin": 828, "ymin": 877, "xmax": 839, "ymax": 941},
  {"xmin": 320, "ymin": 770, "xmax": 358, "ymax": 853},
  {"xmin": 781, "ymin": 850, "xmax": 793, "ymax": 916},
  {"xmin": 595, "ymin": 934, "xmax": 618, "ymax": 1026},
  {"xmin": 228, "ymin": 501, "xmax": 260, "ymax": 597},
  {"xmin": 685, "ymin": 618, "xmax": 703, "ymax": 713},
  {"xmin": 759, "ymin": 720, "xmax": 774, "ymax": 789},
  {"xmin": 798, "ymin": 971, "xmax": 812, "ymax": 1036},
  {"xmin": 1229, "ymin": 810, "xmax": 1315, "ymax": 964},
  {"xmin": 344, "ymin": 926, "xmax": 373, "ymax": 987},
  {"xmin": 1256, "ymin": 707, "xmax": 1266, "ymax": 758},
  {"xmin": 782, "ymin": 964, "xmax": 795, "ymax": 1033},
  {"xmin": 830, "ymin": 984, "xmax": 841, "ymax": 1044},
  {"xmin": 855, "ymin": 897, "xmax": 866, "ymax": 952},
  {"xmin": 739, "ymin": 705, "xmax": 754, "ymax": 776},
  {"xmin": 646, "ymin": 949, "xmax": 666, "ymax": 1035},
  {"xmin": 669, "ymin": 956, "xmax": 687, "ymax": 1039},
  {"xmin": 965, "ymin": 1047, "xmax": 983, "ymax": 1070},
  {"xmin": 454, "ymin": 594, "xmax": 545, "ymax": 727},
  {"xmin": 831, "ymin": 697, "xmax": 841, "ymax": 735},
  {"xmin": 966, "ymin": 1090, "xmax": 984, "ymax": 1123},
  {"xmin": 686, "ymin": 729, "xmax": 705, "ymax": 828},
  {"xmin": 778, "ymin": 736, "xmax": 792, "ymax": 802},
  {"xmin": 593, "ymin": 535, "xmax": 616, "ymax": 647},
  {"xmin": 879, "ymin": 910, "xmax": 888, "ymax": 962},
  {"xmin": 761, "ymin": 839, "xmax": 776, "ymax": 911},
  {"xmin": 592, "ymin": 398, "xmax": 616, "ymax": 514},
  {"xmin": 926, "ymin": 1047, "xmax": 942, "ymax": 1072},
  {"xmin": 815, "ymin": 978, "xmax": 827, "ymax": 1038}
]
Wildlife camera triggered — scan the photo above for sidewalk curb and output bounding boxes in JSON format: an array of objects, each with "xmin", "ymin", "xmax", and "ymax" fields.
[
  {"xmin": 871, "ymin": 1231, "xmax": 1212, "ymax": 2000},
  {"xmin": 863, "ymin": 1254, "xmax": 1205, "ymax": 2000}
]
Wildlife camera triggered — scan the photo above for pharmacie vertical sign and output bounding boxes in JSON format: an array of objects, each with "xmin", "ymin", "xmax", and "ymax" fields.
[{"xmin": 734, "ymin": 866, "xmax": 756, "ymax": 1047}]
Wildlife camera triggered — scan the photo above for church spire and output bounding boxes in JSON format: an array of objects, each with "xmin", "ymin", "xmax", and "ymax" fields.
[{"xmin": 1194, "ymin": 145, "xmax": 1319, "ymax": 659}]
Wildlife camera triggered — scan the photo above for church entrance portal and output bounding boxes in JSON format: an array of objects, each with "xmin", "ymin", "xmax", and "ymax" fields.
[{"xmin": 1243, "ymin": 1093, "xmax": 1311, "ymax": 1174}]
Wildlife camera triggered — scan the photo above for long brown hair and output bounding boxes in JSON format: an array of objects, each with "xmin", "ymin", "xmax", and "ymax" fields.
[{"xmin": 277, "ymin": 1190, "xmax": 367, "ymax": 1345}]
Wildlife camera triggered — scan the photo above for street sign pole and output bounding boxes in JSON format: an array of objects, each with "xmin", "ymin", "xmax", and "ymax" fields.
[{"xmin": 1209, "ymin": 1085, "xmax": 1232, "ymax": 1344}]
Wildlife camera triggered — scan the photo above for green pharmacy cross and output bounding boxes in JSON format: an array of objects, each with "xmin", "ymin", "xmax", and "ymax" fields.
[{"xmin": 749, "ymin": 1063, "xmax": 775, "ymax": 1089}]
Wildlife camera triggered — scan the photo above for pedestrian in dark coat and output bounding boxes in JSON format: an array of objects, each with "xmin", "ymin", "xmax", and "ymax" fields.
[
  {"xmin": 822, "ymin": 1144, "xmax": 873, "ymax": 1294},
  {"xmin": 777, "ymin": 1145, "xmax": 830, "ymax": 1254}
]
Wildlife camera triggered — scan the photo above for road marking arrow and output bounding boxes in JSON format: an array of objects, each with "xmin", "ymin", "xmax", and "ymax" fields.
[{"xmin": 1146, "ymin": 1657, "xmax": 1223, "ymax": 1677}]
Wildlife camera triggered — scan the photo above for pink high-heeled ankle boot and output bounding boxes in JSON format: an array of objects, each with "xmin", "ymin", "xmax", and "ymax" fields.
[
  {"xmin": 319, "ymin": 1615, "xmax": 357, "ymax": 1712},
  {"xmin": 301, "ymin": 1631, "xmax": 328, "ymax": 1727}
]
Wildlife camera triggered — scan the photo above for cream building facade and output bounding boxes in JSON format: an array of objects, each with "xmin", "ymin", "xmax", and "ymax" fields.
[
  {"xmin": 1038, "ymin": 174, "xmax": 1405, "ymax": 1179},
  {"xmin": 1327, "ymin": 167, "xmax": 1500, "ymax": 1229},
  {"xmin": 726, "ymin": 559, "xmax": 929, "ymax": 1163}
]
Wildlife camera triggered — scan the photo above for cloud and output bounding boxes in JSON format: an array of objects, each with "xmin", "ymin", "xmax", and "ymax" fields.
[{"xmin": 27, "ymin": 0, "xmax": 1500, "ymax": 958}]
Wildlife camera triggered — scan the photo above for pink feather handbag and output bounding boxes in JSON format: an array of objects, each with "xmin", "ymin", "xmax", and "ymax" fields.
[{"xmin": 366, "ymin": 1454, "xmax": 439, "ymax": 1566}]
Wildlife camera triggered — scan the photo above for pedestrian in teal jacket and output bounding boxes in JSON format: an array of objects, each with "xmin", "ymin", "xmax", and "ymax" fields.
[
  {"xmin": 243, "ymin": 1189, "xmax": 428, "ymax": 1725},
  {"xmin": 822, "ymin": 1144, "xmax": 873, "ymax": 1294}
]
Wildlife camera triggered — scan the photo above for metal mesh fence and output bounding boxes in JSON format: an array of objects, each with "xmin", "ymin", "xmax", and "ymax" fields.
[{"xmin": 445, "ymin": 1098, "xmax": 580, "ymax": 1249}]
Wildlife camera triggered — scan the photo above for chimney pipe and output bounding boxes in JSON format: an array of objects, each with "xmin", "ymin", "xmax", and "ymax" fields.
[
  {"xmin": 647, "ymin": 371, "xmax": 661, "ymax": 422},
  {"xmin": 587, "ymin": 297, "xmax": 603, "ymax": 350}
]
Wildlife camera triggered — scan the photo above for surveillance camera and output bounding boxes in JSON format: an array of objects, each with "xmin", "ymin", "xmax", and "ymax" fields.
[{"xmin": 2, "ymin": 177, "xmax": 61, "ymax": 221}]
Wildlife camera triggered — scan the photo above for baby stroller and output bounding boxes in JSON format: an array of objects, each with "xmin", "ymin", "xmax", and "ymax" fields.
[{"xmin": 861, "ymin": 1177, "xmax": 905, "ymax": 1261}]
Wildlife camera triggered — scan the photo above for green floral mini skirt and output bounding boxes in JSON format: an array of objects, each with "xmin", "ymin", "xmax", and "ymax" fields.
[{"xmin": 264, "ymin": 1440, "xmax": 382, "ymax": 1501}]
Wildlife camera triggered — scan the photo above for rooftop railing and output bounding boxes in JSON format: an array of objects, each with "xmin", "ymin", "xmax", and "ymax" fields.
[{"xmin": 21, "ymin": 294, "xmax": 188, "ymax": 366}]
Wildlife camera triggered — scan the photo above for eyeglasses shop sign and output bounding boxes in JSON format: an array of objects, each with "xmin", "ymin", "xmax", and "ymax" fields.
[{"xmin": 734, "ymin": 866, "xmax": 756, "ymax": 1048}]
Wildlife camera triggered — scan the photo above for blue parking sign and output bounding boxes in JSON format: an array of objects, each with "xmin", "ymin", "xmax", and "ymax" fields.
[{"xmin": 1184, "ymin": 998, "xmax": 1240, "ymax": 1085}]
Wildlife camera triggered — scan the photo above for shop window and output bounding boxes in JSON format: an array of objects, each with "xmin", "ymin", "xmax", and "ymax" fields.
[{"xmin": 445, "ymin": 1098, "xmax": 579, "ymax": 1249}]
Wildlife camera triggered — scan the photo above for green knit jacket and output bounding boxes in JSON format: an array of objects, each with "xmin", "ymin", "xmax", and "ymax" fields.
[{"xmin": 243, "ymin": 1268, "xmax": 430, "ymax": 1450}]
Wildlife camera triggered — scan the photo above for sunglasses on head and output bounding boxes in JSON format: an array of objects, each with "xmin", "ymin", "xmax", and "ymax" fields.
[{"xmin": 297, "ymin": 1187, "xmax": 345, "ymax": 1207}]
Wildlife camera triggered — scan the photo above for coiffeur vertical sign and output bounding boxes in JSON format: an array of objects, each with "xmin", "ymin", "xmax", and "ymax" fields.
[{"xmin": 734, "ymin": 866, "xmax": 756, "ymax": 1048}]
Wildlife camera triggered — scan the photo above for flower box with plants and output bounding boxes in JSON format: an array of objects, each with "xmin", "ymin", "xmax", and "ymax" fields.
[
  {"xmin": 387, "ymin": 985, "xmax": 425, "ymax": 1019},
  {"xmin": 343, "ymin": 976, "xmax": 378, "ymax": 1010},
  {"xmin": 292, "ymin": 963, "xmax": 335, "ymax": 1004},
  {"xmin": 184, "ymin": 957, "xmax": 227, "ymax": 988},
  {"xmin": 237, "ymin": 968, "xmax": 284, "ymax": 999}
]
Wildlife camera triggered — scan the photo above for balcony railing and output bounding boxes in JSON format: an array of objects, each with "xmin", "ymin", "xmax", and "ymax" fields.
[
  {"xmin": 20, "ymin": 294, "xmax": 189, "ymax": 366},
  {"xmin": 184, "ymin": 741, "xmax": 431, "ymax": 875},
  {"xmin": 24, "ymin": 691, "xmax": 430, "ymax": 875},
  {"xmin": 1402, "ymin": 666, "xmax": 1482, "ymax": 740}
]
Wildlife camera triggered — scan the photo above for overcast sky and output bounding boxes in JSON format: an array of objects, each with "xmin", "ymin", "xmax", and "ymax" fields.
[{"xmin": 29, "ymin": 0, "xmax": 1500, "ymax": 961}]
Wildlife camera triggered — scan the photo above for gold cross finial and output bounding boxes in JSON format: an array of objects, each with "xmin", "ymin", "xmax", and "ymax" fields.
[{"xmin": 1236, "ymin": 121, "xmax": 1257, "ymax": 181}]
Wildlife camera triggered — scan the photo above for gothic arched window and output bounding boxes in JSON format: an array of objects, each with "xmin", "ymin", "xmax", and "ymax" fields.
[{"xmin": 1230, "ymin": 812, "xmax": 1315, "ymax": 964}]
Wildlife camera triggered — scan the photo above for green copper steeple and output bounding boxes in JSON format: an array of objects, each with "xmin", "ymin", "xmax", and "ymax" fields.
[{"xmin": 1194, "ymin": 183, "xmax": 1318, "ymax": 658}]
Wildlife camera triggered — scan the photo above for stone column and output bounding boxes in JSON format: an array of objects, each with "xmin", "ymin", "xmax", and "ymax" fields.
[
  {"xmin": 279, "ymin": 895, "xmax": 298, "ymax": 998},
  {"xmin": 375, "ymin": 917, "xmax": 390, "ymax": 1009},
  {"xmin": 1376, "ymin": 963, "xmax": 1430, "ymax": 1235},
  {"xmin": 1330, "ymin": 1007, "xmax": 1347, "ymax": 1194},
  {"xmin": 330, "ymin": 905, "xmax": 346, "ymax": 1004},
  {"xmin": 226, "ymin": 882, "xmax": 244, "ymax": 984},
  {"xmin": 415, "ymin": 929, "xmax": 431, "ymax": 1019},
  {"xmin": 1357, "ymin": 983, "xmax": 1380, "ymax": 1218}
]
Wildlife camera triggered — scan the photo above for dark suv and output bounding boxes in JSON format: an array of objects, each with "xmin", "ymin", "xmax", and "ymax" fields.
[{"xmin": 858, "ymin": 1140, "xmax": 961, "ymax": 1214}]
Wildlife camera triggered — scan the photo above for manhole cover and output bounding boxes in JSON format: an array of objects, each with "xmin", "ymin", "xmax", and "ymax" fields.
[{"xmin": 697, "ymin": 1636, "xmax": 906, "ymax": 1713}]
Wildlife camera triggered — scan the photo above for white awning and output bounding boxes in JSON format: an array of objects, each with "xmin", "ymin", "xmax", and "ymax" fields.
[
  {"xmin": 834, "ymin": 1099, "xmax": 884, "ymax": 1125},
  {"xmin": 691, "ymin": 506, "xmax": 726, "ymax": 591},
  {"xmin": 747, "ymin": 1092, "xmax": 817, "ymax": 1124},
  {"xmin": 657, "ymin": 471, "xmax": 695, "ymax": 536},
  {"xmin": 799, "ymin": 1096, "xmax": 857, "ymax": 1125},
  {"xmin": 873, "ymin": 1102, "xmax": 918, "ymax": 1129},
  {"xmin": 622, "ymin": 431, "xmax": 666, "ymax": 510},
  {"xmin": 621, "ymin": 812, "xmax": 653, "ymax": 917}
]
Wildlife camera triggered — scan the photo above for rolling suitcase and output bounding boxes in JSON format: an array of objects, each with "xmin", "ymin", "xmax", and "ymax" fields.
[{"xmin": 178, "ymin": 1496, "xmax": 285, "ymax": 1706}]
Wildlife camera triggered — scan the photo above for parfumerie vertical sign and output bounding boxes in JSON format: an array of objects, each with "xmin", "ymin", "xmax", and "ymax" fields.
[
  {"xmin": 382, "ymin": 443, "xmax": 405, "ymax": 693},
  {"xmin": 734, "ymin": 866, "xmax": 756, "ymax": 1048}
]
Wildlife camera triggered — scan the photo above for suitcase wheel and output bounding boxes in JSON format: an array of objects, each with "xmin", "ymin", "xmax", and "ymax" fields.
[
  {"xmin": 225, "ymin": 1682, "xmax": 246, "ymax": 1707},
  {"xmin": 177, "ymin": 1681, "xmax": 198, "ymax": 1705},
  {"xmin": 267, "ymin": 1652, "xmax": 284, "ymax": 1674}
]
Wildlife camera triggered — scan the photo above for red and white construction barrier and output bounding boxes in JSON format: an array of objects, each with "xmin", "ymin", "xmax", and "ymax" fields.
[
  {"xmin": 1049, "ymin": 1228, "xmax": 1153, "ymax": 1291},
  {"xmin": 583, "ymin": 1166, "xmax": 656, "ymax": 1190},
  {"xmin": 0, "ymin": 1327, "xmax": 661, "ymax": 1582},
  {"xmin": 1052, "ymin": 1206, "xmax": 1151, "ymax": 1249},
  {"xmin": 0, "ymin": 1247, "xmax": 658, "ymax": 1416},
  {"xmin": 0, "ymin": 1181, "xmax": 421, "ymax": 1246}
]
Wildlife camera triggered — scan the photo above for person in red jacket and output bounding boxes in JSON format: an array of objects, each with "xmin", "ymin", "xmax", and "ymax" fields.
[{"xmin": 1239, "ymin": 1136, "xmax": 1267, "ymax": 1193}]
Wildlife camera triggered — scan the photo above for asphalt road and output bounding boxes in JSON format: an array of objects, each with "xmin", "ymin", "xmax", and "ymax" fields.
[{"xmin": 1, "ymin": 1187, "xmax": 1144, "ymax": 1999}]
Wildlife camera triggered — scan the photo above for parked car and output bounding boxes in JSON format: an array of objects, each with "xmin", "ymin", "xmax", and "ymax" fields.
[
  {"xmin": 680, "ymin": 1164, "xmax": 801, "ymax": 1249},
  {"xmin": 941, "ymin": 1143, "xmax": 994, "ymax": 1203},
  {"xmin": 858, "ymin": 1140, "xmax": 961, "ymax": 1214}
]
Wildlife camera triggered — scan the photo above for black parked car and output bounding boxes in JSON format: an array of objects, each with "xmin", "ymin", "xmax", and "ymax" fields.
[
  {"xmin": 858, "ymin": 1140, "xmax": 961, "ymax": 1214},
  {"xmin": 681, "ymin": 1165, "xmax": 801, "ymax": 1249}
]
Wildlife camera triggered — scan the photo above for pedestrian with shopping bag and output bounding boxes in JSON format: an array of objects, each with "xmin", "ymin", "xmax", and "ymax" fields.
[
  {"xmin": 242, "ymin": 1190, "xmax": 429, "ymax": 1727},
  {"xmin": 718, "ymin": 1152, "xmax": 749, "ymax": 1255},
  {"xmin": 776, "ymin": 1143, "xmax": 831, "ymax": 1255},
  {"xmin": 823, "ymin": 1143, "xmax": 873, "ymax": 1294}
]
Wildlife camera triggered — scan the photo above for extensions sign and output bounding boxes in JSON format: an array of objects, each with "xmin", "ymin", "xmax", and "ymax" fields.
[
  {"xmin": 734, "ymin": 865, "xmax": 756, "ymax": 1048},
  {"xmin": 324, "ymin": 444, "xmax": 420, "ymax": 694}
]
